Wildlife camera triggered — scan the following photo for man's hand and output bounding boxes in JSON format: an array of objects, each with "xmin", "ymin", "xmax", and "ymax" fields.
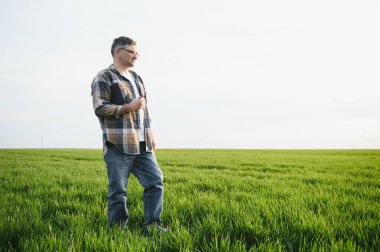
[
  {"xmin": 151, "ymin": 131, "xmax": 156, "ymax": 151},
  {"xmin": 152, "ymin": 138, "xmax": 156, "ymax": 151},
  {"xmin": 120, "ymin": 97, "xmax": 145, "ymax": 114},
  {"xmin": 130, "ymin": 97, "xmax": 145, "ymax": 111}
]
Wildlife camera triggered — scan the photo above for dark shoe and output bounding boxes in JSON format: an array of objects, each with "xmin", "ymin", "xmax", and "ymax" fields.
[
  {"xmin": 142, "ymin": 222, "xmax": 168, "ymax": 236},
  {"xmin": 155, "ymin": 225, "xmax": 168, "ymax": 233}
]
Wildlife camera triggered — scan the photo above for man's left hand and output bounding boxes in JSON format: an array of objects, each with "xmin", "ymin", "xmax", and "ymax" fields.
[{"xmin": 152, "ymin": 139, "xmax": 156, "ymax": 151}]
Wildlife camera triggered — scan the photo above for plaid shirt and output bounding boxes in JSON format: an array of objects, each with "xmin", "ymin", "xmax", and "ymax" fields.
[{"xmin": 91, "ymin": 64, "xmax": 153, "ymax": 156}]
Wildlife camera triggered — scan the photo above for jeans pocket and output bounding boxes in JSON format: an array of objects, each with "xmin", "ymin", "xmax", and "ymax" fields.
[{"xmin": 104, "ymin": 142, "xmax": 118, "ymax": 162}]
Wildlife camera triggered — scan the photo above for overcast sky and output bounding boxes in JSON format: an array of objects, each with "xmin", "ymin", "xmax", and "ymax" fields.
[{"xmin": 0, "ymin": 0, "xmax": 379, "ymax": 149}]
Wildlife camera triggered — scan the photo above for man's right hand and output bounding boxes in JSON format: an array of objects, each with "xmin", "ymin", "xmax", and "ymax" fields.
[{"xmin": 120, "ymin": 97, "xmax": 145, "ymax": 114}]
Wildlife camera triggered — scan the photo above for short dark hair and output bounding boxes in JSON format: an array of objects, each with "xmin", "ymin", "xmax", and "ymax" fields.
[{"xmin": 111, "ymin": 36, "xmax": 136, "ymax": 56}]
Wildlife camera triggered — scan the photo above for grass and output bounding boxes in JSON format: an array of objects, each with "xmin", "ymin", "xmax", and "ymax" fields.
[{"xmin": 0, "ymin": 149, "xmax": 379, "ymax": 251}]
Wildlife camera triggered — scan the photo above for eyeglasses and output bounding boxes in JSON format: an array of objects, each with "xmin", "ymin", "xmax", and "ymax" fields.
[{"xmin": 119, "ymin": 48, "xmax": 140, "ymax": 58}]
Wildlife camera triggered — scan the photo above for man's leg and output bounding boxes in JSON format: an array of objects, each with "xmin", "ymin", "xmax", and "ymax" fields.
[
  {"xmin": 104, "ymin": 143, "xmax": 135, "ymax": 227},
  {"xmin": 132, "ymin": 142, "xmax": 164, "ymax": 225}
]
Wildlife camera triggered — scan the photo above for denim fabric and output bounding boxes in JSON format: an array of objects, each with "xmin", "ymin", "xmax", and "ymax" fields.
[{"xmin": 104, "ymin": 142, "xmax": 164, "ymax": 227}]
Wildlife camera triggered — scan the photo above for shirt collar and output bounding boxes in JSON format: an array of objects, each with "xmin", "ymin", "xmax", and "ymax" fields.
[
  {"xmin": 108, "ymin": 64, "xmax": 136, "ymax": 78},
  {"xmin": 108, "ymin": 64, "xmax": 120, "ymax": 74}
]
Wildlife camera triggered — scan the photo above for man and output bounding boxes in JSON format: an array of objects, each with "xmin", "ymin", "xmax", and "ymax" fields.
[{"xmin": 91, "ymin": 36, "xmax": 165, "ymax": 233}]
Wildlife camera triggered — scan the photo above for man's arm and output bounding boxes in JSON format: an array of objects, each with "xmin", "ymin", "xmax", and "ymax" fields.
[
  {"xmin": 91, "ymin": 74, "xmax": 146, "ymax": 118},
  {"xmin": 91, "ymin": 74, "xmax": 122, "ymax": 118}
]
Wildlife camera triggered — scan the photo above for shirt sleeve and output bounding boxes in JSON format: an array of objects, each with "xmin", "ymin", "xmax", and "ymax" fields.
[{"xmin": 91, "ymin": 73, "xmax": 122, "ymax": 118}]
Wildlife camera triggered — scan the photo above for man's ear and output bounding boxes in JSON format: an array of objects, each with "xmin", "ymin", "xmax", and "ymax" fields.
[{"xmin": 114, "ymin": 48, "xmax": 120, "ymax": 57}]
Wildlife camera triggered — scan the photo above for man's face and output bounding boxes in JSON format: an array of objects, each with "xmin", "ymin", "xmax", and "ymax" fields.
[{"xmin": 116, "ymin": 44, "xmax": 139, "ymax": 68}]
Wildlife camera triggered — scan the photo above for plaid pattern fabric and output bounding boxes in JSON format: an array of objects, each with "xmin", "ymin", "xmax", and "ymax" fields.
[{"xmin": 91, "ymin": 64, "xmax": 153, "ymax": 156}]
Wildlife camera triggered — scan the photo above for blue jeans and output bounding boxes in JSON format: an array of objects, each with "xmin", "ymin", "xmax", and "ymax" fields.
[{"xmin": 104, "ymin": 142, "xmax": 164, "ymax": 227}]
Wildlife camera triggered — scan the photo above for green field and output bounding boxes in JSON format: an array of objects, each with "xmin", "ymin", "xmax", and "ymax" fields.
[{"xmin": 0, "ymin": 149, "xmax": 379, "ymax": 251}]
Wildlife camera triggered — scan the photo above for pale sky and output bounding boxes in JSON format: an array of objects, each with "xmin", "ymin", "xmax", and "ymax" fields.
[{"xmin": 0, "ymin": 0, "xmax": 379, "ymax": 149}]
